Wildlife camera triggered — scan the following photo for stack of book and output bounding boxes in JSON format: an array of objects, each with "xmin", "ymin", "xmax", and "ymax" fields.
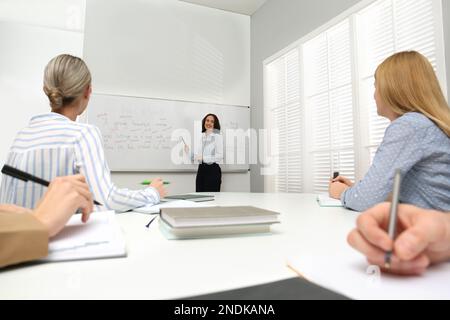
[
  {"xmin": 162, "ymin": 194, "xmax": 215, "ymax": 202},
  {"xmin": 158, "ymin": 206, "xmax": 280, "ymax": 239}
]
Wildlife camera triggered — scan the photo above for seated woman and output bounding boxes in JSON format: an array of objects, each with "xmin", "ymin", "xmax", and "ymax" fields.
[
  {"xmin": 0, "ymin": 54, "xmax": 166, "ymax": 212},
  {"xmin": 329, "ymin": 51, "xmax": 450, "ymax": 212}
]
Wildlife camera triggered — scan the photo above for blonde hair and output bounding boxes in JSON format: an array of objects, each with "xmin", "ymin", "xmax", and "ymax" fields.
[
  {"xmin": 375, "ymin": 51, "xmax": 450, "ymax": 137},
  {"xmin": 43, "ymin": 54, "xmax": 91, "ymax": 110}
]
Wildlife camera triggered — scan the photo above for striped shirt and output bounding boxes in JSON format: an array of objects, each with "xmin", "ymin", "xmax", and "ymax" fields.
[
  {"xmin": 193, "ymin": 131, "xmax": 224, "ymax": 164},
  {"xmin": 0, "ymin": 112, "xmax": 160, "ymax": 212},
  {"xmin": 341, "ymin": 112, "xmax": 450, "ymax": 212}
]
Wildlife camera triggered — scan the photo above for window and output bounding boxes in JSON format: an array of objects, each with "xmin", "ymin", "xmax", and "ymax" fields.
[
  {"xmin": 264, "ymin": 0, "xmax": 446, "ymax": 193},
  {"xmin": 303, "ymin": 20, "xmax": 355, "ymax": 192},
  {"xmin": 356, "ymin": 0, "xmax": 444, "ymax": 168},
  {"xmin": 265, "ymin": 49, "xmax": 303, "ymax": 193}
]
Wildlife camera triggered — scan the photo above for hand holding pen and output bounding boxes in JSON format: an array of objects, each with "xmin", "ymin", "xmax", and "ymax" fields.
[
  {"xmin": 347, "ymin": 170, "xmax": 450, "ymax": 275},
  {"xmin": 143, "ymin": 177, "xmax": 168, "ymax": 199},
  {"xmin": 384, "ymin": 169, "xmax": 401, "ymax": 268},
  {"xmin": 180, "ymin": 137, "xmax": 190, "ymax": 154}
]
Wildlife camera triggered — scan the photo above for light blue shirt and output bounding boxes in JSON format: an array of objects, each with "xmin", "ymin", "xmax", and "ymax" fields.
[
  {"xmin": 342, "ymin": 112, "xmax": 450, "ymax": 212},
  {"xmin": 0, "ymin": 112, "xmax": 160, "ymax": 212}
]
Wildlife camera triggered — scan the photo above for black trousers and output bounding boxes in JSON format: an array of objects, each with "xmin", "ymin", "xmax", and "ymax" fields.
[{"xmin": 196, "ymin": 163, "xmax": 222, "ymax": 192}]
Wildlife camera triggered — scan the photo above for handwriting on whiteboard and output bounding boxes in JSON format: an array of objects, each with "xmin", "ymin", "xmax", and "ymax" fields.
[{"xmin": 95, "ymin": 112, "xmax": 173, "ymax": 152}]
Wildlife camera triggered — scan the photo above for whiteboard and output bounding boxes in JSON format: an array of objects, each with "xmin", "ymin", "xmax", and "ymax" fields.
[{"xmin": 86, "ymin": 94, "xmax": 250, "ymax": 172}]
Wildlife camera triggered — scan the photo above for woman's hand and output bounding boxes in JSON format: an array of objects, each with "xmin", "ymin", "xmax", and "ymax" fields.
[
  {"xmin": 33, "ymin": 175, "xmax": 94, "ymax": 237},
  {"xmin": 328, "ymin": 181, "xmax": 349, "ymax": 199},
  {"xmin": 329, "ymin": 175, "xmax": 354, "ymax": 199},
  {"xmin": 347, "ymin": 203, "xmax": 450, "ymax": 275},
  {"xmin": 332, "ymin": 175, "xmax": 354, "ymax": 187},
  {"xmin": 150, "ymin": 178, "xmax": 167, "ymax": 199}
]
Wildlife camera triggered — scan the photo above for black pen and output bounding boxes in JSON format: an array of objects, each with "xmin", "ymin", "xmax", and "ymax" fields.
[
  {"xmin": 1, "ymin": 164, "xmax": 103, "ymax": 206},
  {"xmin": 145, "ymin": 215, "xmax": 158, "ymax": 228},
  {"xmin": 385, "ymin": 169, "xmax": 401, "ymax": 269}
]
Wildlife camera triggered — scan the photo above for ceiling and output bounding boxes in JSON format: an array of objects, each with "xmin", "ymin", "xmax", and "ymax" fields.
[{"xmin": 179, "ymin": 0, "xmax": 268, "ymax": 15}]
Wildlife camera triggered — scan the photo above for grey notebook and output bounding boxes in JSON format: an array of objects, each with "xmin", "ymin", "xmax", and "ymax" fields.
[
  {"xmin": 160, "ymin": 206, "xmax": 280, "ymax": 228},
  {"xmin": 158, "ymin": 218, "xmax": 275, "ymax": 240},
  {"xmin": 163, "ymin": 194, "xmax": 214, "ymax": 202}
]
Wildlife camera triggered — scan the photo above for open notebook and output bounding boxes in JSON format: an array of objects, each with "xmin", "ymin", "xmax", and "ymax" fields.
[
  {"xmin": 41, "ymin": 211, "xmax": 126, "ymax": 262},
  {"xmin": 316, "ymin": 194, "xmax": 343, "ymax": 207}
]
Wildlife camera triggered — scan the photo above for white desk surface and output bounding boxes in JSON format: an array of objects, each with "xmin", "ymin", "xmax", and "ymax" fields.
[{"xmin": 0, "ymin": 193, "xmax": 358, "ymax": 299}]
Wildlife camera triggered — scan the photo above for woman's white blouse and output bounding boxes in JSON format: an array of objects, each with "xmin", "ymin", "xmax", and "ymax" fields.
[{"xmin": 192, "ymin": 132, "xmax": 223, "ymax": 164}]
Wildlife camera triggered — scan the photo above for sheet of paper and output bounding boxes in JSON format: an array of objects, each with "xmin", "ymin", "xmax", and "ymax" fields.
[
  {"xmin": 49, "ymin": 211, "xmax": 114, "ymax": 251},
  {"xmin": 287, "ymin": 247, "xmax": 450, "ymax": 300},
  {"xmin": 132, "ymin": 199, "xmax": 214, "ymax": 214},
  {"xmin": 43, "ymin": 211, "xmax": 126, "ymax": 262}
]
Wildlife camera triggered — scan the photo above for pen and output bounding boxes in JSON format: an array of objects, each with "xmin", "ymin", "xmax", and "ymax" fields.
[
  {"xmin": 141, "ymin": 180, "xmax": 171, "ymax": 185},
  {"xmin": 384, "ymin": 169, "xmax": 401, "ymax": 269},
  {"xmin": 145, "ymin": 215, "xmax": 158, "ymax": 228},
  {"xmin": 1, "ymin": 165, "xmax": 103, "ymax": 206}
]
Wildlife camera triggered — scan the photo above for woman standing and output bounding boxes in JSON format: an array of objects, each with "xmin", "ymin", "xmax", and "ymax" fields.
[{"xmin": 185, "ymin": 114, "xmax": 223, "ymax": 192}]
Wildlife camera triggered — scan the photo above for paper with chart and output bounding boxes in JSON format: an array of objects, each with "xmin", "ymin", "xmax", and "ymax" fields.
[
  {"xmin": 43, "ymin": 211, "xmax": 126, "ymax": 262},
  {"xmin": 287, "ymin": 246, "xmax": 450, "ymax": 300}
]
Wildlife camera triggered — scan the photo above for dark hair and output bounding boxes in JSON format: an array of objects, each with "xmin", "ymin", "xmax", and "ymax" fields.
[{"xmin": 202, "ymin": 114, "xmax": 221, "ymax": 133}]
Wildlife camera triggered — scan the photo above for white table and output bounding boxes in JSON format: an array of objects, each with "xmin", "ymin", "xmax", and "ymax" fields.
[{"xmin": 0, "ymin": 193, "xmax": 358, "ymax": 299}]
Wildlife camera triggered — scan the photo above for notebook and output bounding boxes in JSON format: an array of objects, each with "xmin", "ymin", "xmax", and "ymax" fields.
[
  {"xmin": 132, "ymin": 199, "xmax": 214, "ymax": 214},
  {"xmin": 158, "ymin": 218, "xmax": 276, "ymax": 240},
  {"xmin": 41, "ymin": 211, "xmax": 126, "ymax": 262},
  {"xmin": 160, "ymin": 206, "xmax": 280, "ymax": 228},
  {"xmin": 316, "ymin": 195, "xmax": 343, "ymax": 207},
  {"xmin": 163, "ymin": 194, "xmax": 214, "ymax": 202}
]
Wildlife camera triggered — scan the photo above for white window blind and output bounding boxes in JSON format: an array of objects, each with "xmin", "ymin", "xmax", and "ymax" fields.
[
  {"xmin": 357, "ymin": 0, "xmax": 442, "ymax": 164},
  {"xmin": 266, "ymin": 49, "xmax": 302, "ymax": 193},
  {"xmin": 303, "ymin": 20, "xmax": 355, "ymax": 193}
]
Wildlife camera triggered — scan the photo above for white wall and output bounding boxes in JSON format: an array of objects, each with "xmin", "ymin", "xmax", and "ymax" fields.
[
  {"xmin": 0, "ymin": 0, "xmax": 85, "ymax": 179},
  {"xmin": 0, "ymin": 0, "xmax": 85, "ymax": 31},
  {"xmin": 83, "ymin": 0, "xmax": 251, "ymax": 193}
]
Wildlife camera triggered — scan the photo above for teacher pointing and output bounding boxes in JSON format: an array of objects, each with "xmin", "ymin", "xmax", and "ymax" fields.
[{"xmin": 185, "ymin": 114, "xmax": 223, "ymax": 192}]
